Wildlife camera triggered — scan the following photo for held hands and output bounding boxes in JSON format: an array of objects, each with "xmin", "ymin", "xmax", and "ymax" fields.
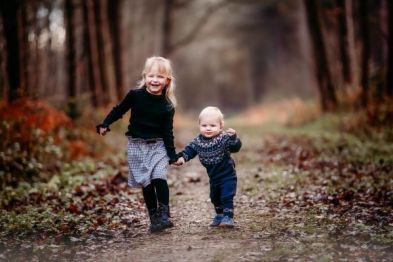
[{"xmin": 173, "ymin": 157, "xmax": 185, "ymax": 166}]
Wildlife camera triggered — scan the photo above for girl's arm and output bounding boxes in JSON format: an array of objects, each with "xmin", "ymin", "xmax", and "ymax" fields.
[
  {"xmin": 162, "ymin": 108, "xmax": 177, "ymax": 163},
  {"xmin": 100, "ymin": 90, "xmax": 134, "ymax": 128}
]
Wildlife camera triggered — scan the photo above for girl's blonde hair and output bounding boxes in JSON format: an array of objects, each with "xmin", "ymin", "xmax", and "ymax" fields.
[
  {"xmin": 199, "ymin": 106, "xmax": 224, "ymax": 127},
  {"xmin": 137, "ymin": 56, "xmax": 177, "ymax": 107}
]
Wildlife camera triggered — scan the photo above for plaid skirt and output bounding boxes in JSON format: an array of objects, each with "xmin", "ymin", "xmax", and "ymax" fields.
[{"xmin": 127, "ymin": 136, "xmax": 169, "ymax": 188}]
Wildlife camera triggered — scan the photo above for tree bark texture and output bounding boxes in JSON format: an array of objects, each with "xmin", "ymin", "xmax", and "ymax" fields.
[
  {"xmin": 358, "ymin": 0, "xmax": 370, "ymax": 107},
  {"xmin": 387, "ymin": 0, "xmax": 393, "ymax": 96},
  {"xmin": 95, "ymin": 0, "xmax": 117, "ymax": 105},
  {"xmin": 0, "ymin": 15, "xmax": 9, "ymax": 99},
  {"xmin": 65, "ymin": 0, "xmax": 76, "ymax": 100},
  {"xmin": 0, "ymin": 0, "xmax": 21, "ymax": 101},
  {"xmin": 84, "ymin": 0, "xmax": 103, "ymax": 107},
  {"xmin": 304, "ymin": 0, "xmax": 337, "ymax": 111},
  {"xmin": 337, "ymin": 0, "xmax": 356, "ymax": 86},
  {"xmin": 108, "ymin": 0, "xmax": 125, "ymax": 99}
]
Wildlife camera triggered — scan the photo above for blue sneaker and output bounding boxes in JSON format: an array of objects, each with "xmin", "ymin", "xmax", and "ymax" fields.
[
  {"xmin": 219, "ymin": 215, "xmax": 234, "ymax": 228},
  {"xmin": 210, "ymin": 214, "xmax": 224, "ymax": 227}
]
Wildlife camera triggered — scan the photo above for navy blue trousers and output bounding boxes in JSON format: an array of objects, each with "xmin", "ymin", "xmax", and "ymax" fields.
[{"xmin": 209, "ymin": 177, "xmax": 237, "ymax": 217}]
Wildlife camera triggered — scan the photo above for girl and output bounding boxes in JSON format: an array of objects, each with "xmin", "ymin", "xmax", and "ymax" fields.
[{"xmin": 96, "ymin": 56, "xmax": 178, "ymax": 233}]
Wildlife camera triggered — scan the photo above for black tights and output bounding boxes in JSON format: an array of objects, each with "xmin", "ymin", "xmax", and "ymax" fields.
[{"xmin": 142, "ymin": 179, "xmax": 169, "ymax": 214}]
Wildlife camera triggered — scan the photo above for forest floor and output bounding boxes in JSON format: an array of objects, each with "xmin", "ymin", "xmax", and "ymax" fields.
[{"xmin": 1, "ymin": 115, "xmax": 393, "ymax": 261}]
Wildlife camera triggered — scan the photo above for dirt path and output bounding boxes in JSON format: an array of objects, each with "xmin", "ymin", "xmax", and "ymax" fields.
[
  {"xmin": 92, "ymin": 161, "xmax": 265, "ymax": 262},
  {"xmin": 2, "ymin": 126, "xmax": 392, "ymax": 261}
]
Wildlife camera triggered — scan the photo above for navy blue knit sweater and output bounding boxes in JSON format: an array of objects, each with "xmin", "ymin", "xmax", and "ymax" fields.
[{"xmin": 179, "ymin": 132, "xmax": 242, "ymax": 185}]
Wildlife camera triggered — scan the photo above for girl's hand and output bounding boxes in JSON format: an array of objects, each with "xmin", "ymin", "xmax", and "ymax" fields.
[
  {"xmin": 99, "ymin": 127, "xmax": 108, "ymax": 136},
  {"xmin": 175, "ymin": 157, "xmax": 185, "ymax": 166},
  {"xmin": 226, "ymin": 128, "xmax": 236, "ymax": 136}
]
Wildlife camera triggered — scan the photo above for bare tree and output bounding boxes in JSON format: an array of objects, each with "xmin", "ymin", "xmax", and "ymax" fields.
[
  {"xmin": 65, "ymin": 0, "xmax": 78, "ymax": 117},
  {"xmin": 108, "ymin": 0, "xmax": 125, "ymax": 99},
  {"xmin": 358, "ymin": 0, "xmax": 370, "ymax": 107},
  {"xmin": 369, "ymin": 0, "xmax": 387, "ymax": 100},
  {"xmin": 0, "ymin": 14, "xmax": 9, "ymax": 99},
  {"xmin": 163, "ymin": 0, "xmax": 227, "ymax": 55},
  {"xmin": 83, "ymin": 0, "xmax": 103, "ymax": 107},
  {"xmin": 387, "ymin": 0, "xmax": 393, "ymax": 96},
  {"xmin": 0, "ymin": 0, "xmax": 21, "ymax": 101},
  {"xmin": 304, "ymin": 0, "xmax": 337, "ymax": 111},
  {"xmin": 337, "ymin": 0, "xmax": 356, "ymax": 86},
  {"xmin": 95, "ymin": 0, "xmax": 117, "ymax": 105}
]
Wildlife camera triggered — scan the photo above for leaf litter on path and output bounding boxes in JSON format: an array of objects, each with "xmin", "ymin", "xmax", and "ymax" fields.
[{"xmin": 1, "ymin": 126, "xmax": 392, "ymax": 261}]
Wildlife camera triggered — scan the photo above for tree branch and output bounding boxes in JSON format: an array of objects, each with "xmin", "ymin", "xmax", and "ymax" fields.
[{"xmin": 168, "ymin": 0, "xmax": 228, "ymax": 54}]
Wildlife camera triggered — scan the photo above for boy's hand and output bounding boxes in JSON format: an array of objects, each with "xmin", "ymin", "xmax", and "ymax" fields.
[{"xmin": 226, "ymin": 128, "xmax": 236, "ymax": 136}]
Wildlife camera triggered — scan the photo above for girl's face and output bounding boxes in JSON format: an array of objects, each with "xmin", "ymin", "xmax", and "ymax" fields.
[
  {"xmin": 145, "ymin": 63, "xmax": 170, "ymax": 95},
  {"xmin": 199, "ymin": 113, "xmax": 223, "ymax": 138}
]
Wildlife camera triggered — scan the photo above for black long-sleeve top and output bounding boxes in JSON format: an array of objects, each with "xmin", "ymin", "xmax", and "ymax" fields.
[{"xmin": 101, "ymin": 87, "xmax": 177, "ymax": 163}]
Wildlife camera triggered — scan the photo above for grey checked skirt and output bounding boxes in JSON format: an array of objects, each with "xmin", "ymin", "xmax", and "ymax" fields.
[{"xmin": 127, "ymin": 136, "xmax": 169, "ymax": 188}]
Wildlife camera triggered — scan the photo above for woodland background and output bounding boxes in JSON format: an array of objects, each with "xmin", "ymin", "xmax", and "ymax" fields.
[
  {"xmin": 0, "ymin": 0, "xmax": 392, "ymax": 260},
  {"xmin": 1, "ymin": 0, "xmax": 392, "ymax": 112}
]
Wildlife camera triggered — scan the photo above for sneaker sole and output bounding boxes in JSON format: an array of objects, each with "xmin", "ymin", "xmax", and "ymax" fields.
[
  {"xmin": 162, "ymin": 222, "xmax": 174, "ymax": 228},
  {"xmin": 219, "ymin": 223, "xmax": 234, "ymax": 228},
  {"xmin": 150, "ymin": 225, "xmax": 164, "ymax": 233}
]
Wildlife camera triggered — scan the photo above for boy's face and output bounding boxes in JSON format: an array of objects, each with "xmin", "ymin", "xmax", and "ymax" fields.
[
  {"xmin": 145, "ymin": 63, "xmax": 169, "ymax": 95},
  {"xmin": 199, "ymin": 113, "xmax": 223, "ymax": 138}
]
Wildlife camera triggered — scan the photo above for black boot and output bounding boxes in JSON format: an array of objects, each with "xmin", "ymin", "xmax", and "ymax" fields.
[
  {"xmin": 158, "ymin": 203, "xmax": 174, "ymax": 228},
  {"xmin": 149, "ymin": 208, "xmax": 163, "ymax": 233}
]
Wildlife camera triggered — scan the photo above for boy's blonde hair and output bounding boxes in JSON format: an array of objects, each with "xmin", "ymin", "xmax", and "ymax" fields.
[
  {"xmin": 199, "ymin": 106, "xmax": 224, "ymax": 126},
  {"xmin": 137, "ymin": 56, "xmax": 177, "ymax": 107}
]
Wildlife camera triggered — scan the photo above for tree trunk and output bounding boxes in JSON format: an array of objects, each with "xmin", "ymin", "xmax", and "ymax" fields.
[
  {"xmin": 337, "ymin": 0, "xmax": 356, "ymax": 86},
  {"xmin": 387, "ymin": 0, "xmax": 393, "ymax": 96},
  {"xmin": 44, "ymin": 1, "xmax": 54, "ymax": 98},
  {"xmin": 358, "ymin": 0, "xmax": 370, "ymax": 107},
  {"xmin": 0, "ymin": 14, "xmax": 9, "ymax": 99},
  {"xmin": 95, "ymin": 0, "xmax": 117, "ymax": 105},
  {"xmin": 0, "ymin": 0, "xmax": 21, "ymax": 101},
  {"xmin": 304, "ymin": 0, "xmax": 337, "ymax": 111},
  {"xmin": 162, "ymin": 0, "xmax": 174, "ymax": 56},
  {"xmin": 31, "ymin": 2, "xmax": 40, "ymax": 98},
  {"xmin": 108, "ymin": 0, "xmax": 125, "ymax": 99},
  {"xmin": 18, "ymin": 1, "xmax": 29, "ymax": 97},
  {"xmin": 84, "ymin": 0, "xmax": 103, "ymax": 107},
  {"xmin": 65, "ymin": 0, "xmax": 77, "ymax": 111},
  {"xmin": 369, "ymin": 0, "xmax": 386, "ymax": 100}
]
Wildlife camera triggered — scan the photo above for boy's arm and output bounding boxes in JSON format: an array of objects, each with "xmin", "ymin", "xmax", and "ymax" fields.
[
  {"xmin": 227, "ymin": 133, "xmax": 242, "ymax": 153},
  {"xmin": 178, "ymin": 142, "xmax": 198, "ymax": 162}
]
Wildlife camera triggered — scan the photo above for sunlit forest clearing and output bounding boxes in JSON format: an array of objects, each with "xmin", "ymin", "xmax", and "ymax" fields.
[{"xmin": 1, "ymin": 0, "xmax": 393, "ymax": 260}]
